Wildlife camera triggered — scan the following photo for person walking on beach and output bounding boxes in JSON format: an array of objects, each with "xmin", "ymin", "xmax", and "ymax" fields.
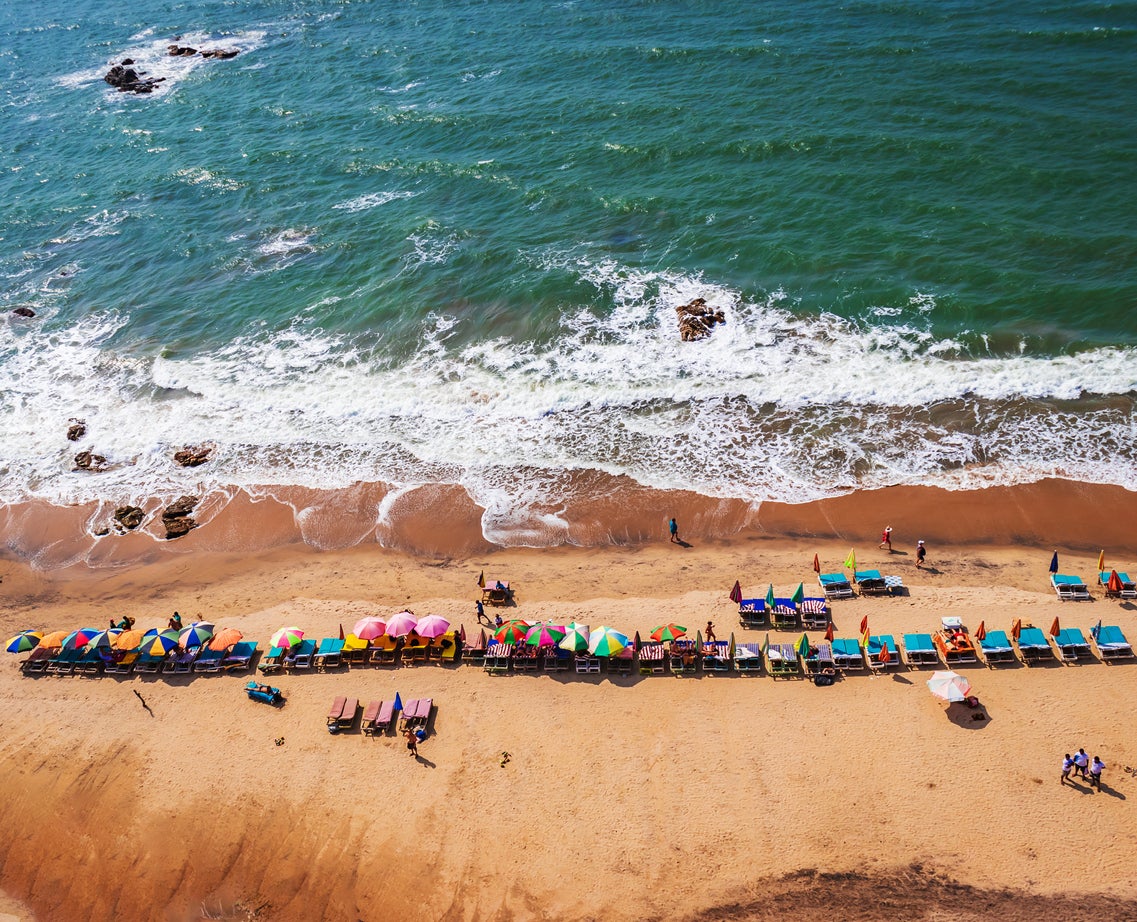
[
  {"xmin": 1061, "ymin": 753, "xmax": 1075, "ymax": 785},
  {"xmin": 1074, "ymin": 748, "xmax": 1089, "ymax": 780},
  {"xmin": 705, "ymin": 621, "xmax": 716, "ymax": 643},
  {"xmin": 669, "ymin": 518, "xmax": 679, "ymax": 543},
  {"xmin": 879, "ymin": 526, "xmax": 893, "ymax": 551},
  {"xmin": 916, "ymin": 540, "xmax": 927, "ymax": 569},
  {"xmin": 405, "ymin": 728, "xmax": 419, "ymax": 758},
  {"xmin": 1089, "ymin": 756, "xmax": 1105, "ymax": 789}
]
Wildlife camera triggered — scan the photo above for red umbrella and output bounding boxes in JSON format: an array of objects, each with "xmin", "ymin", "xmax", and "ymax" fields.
[
  {"xmin": 1107, "ymin": 570, "xmax": 1123, "ymax": 594},
  {"xmin": 729, "ymin": 581, "xmax": 742, "ymax": 604},
  {"xmin": 859, "ymin": 615, "xmax": 868, "ymax": 634},
  {"xmin": 1049, "ymin": 617, "xmax": 1061, "ymax": 637},
  {"xmin": 1011, "ymin": 618, "xmax": 1022, "ymax": 640},
  {"xmin": 812, "ymin": 554, "xmax": 820, "ymax": 574},
  {"xmin": 974, "ymin": 621, "xmax": 987, "ymax": 641},
  {"xmin": 878, "ymin": 641, "xmax": 891, "ymax": 664},
  {"xmin": 824, "ymin": 621, "xmax": 835, "ymax": 643}
]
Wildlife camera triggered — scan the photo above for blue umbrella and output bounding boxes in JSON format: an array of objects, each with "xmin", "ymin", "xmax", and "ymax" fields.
[{"xmin": 1049, "ymin": 551, "xmax": 1059, "ymax": 574}]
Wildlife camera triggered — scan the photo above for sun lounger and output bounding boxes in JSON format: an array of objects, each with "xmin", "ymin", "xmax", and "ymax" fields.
[
  {"xmin": 437, "ymin": 632, "xmax": 459, "ymax": 663},
  {"xmin": 375, "ymin": 699, "xmax": 396, "ymax": 733},
  {"xmin": 738, "ymin": 598, "xmax": 767, "ymax": 629},
  {"xmin": 482, "ymin": 579, "xmax": 513, "ymax": 606},
  {"xmin": 399, "ymin": 698, "xmax": 433, "ymax": 730},
  {"xmin": 770, "ymin": 600, "xmax": 799, "ymax": 630},
  {"xmin": 831, "ymin": 638, "xmax": 864, "ymax": 670},
  {"xmin": 902, "ymin": 633, "xmax": 938, "ymax": 666},
  {"xmin": 637, "ymin": 642, "xmax": 665, "ymax": 675},
  {"xmin": 798, "ymin": 598, "xmax": 830, "ymax": 629},
  {"xmin": 368, "ymin": 636, "xmax": 399, "ymax": 666},
  {"xmin": 865, "ymin": 635, "xmax": 898, "ymax": 671},
  {"xmin": 222, "ymin": 641, "xmax": 259, "ymax": 672},
  {"xmin": 163, "ymin": 648, "xmax": 199, "ymax": 674},
  {"xmin": 343, "ymin": 634, "xmax": 369, "ymax": 665},
  {"xmin": 978, "ymin": 630, "xmax": 1015, "ymax": 664},
  {"xmin": 934, "ymin": 619, "xmax": 977, "ymax": 664},
  {"xmin": 766, "ymin": 643, "xmax": 800, "ymax": 678},
  {"xmin": 702, "ymin": 641, "xmax": 731, "ymax": 672},
  {"xmin": 46, "ymin": 648, "xmax": 83, "ymax": 675},
  {"xmin": 193, "ymin": 647, "xmax": 227, "ymax": 673},
  {"xmin": 484, "ymin": 641, "xmax": 513, "ymax": 674},
  {"xmin": 854, "ymin": 569, "xmax": 888, "ymax": 596},
  {"xmin": 326, "ymin": 696, "xmax": 348, "ymax": 731},
  {"xmin": 258, "ymin": 645, "xmax": 286, "ymax": 674},
  {"xmin": 611, "ymin": 642, "xmax": 636, "ymax": 675},
  {"xmin": 135, "ymin": 650, "xmax": 167, "ymax": 673},
  {"xmin": 1051, "ymin": 573, "xmax": 1091, "ymax": 601},
  {"xmin": 20, "ymin": 647, "xmax": 53, "ymax": 673},
  {"xmin": 1100, "ymin": 571, "xmax": 1137, "ymax": 599},
  {"xmin": 1055, "ymin": 628, "xmax": 1092, "ymax": 663},
  {"xmin": 513, "ymin": 644, "xmax": 540, "ymax": 672},
  {"xmin": 361, "ymin": 700, "xmax": 382, "ymax": 735},
  {"xmin": 336, "ymin": 698, "xmax": 359, "ymax": 732},
  {"xmin": 574, "ymin": 653, "xmax": 602, "ymax": 674},
  {"xmin": 669, "ymin": 640, "xmax": 697, "ymax": 675},
  {"xmin": 462, "ymin": 630, "xmax": 488, "ymax": 666},
  {"xmin": 76, "ymin": 650, "xmax": 104, "ymax": 676},
  {"xmin": 402, "ymin": 639, "xmax": 429, "ymax": 665},
  {"xmin": 819, "ymin": 573, "xmax": 854, "ymax": 600},
  {"xmin": 285, "ymin": 639, "xmax": 317, "ymax": 671},
  {"xmin": 1015, "ymin": 626, "xmax": 1053, "ymax": 664},
  {"xmin": 803, "ymin": 642, "xmax": 835, "ymax": 675},
  {"xmin": 1094, "ymin": 625, "xmax": 1134, "ymax": 661},
  {"xmin": 315, "ymin": 638, "xmax": 345, "ymax": 671},
  {"xmin": 543, "ymin": 647, "xmax": 572, "ymax": 672},
  {"xmin": 734, "ymin": 642, "xmax": 762, "ymax": 673}
]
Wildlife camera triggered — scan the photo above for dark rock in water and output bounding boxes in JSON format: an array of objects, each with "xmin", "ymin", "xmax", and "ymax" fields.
[
  {"xmin": 93, "ymin": 525, "xmax": 111, "ymax": 537},
  {"xmin": 675, "ymin": 297, "xmax": 726, "ymax": 342},
  {"xmin": 12, "ymin": 307, "xmax": 36, "ymax": 318},
  {"xmin": 121, "ymin": 58, "xmax": 134, "ymax": 65},
  {"xmin": 103, "ymin": 63, "xmax": 166, "ymax": 94},
  {"xmin": 73, "ymin": 451, "xmax": 108, "ymax": 472},
  {"xmin": 167, "ymin": 44, "xmax": 197, "ymax": 56},
  {"xmin": 163, "ymin": 516, "xmax": 197, "ymax": 540},
  {"xmin": 173, "ymin": 444, "xmax": 213, "ymax": 467},
  {"xmin": 67, "ymin": 419, "xmax": 87, "ymax": 442},
  {"xmin": 200, "ymin": 48, "xmax": 239, "ymax": 59},
  {"xmin": 161, "ymin": 495, "xmax": 199, "ymax": 540},
  {"xmin": 114, "ymin": 505, "xmax": 146, "ymax": 530}
]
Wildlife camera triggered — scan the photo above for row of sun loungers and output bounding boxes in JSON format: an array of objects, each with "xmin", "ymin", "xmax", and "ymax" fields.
[
  {"xmin": 1049, "ymin": 572, "xmax": 1137, "ymax": 601},
  {"xmin": 332, "ymin": 696, "xmax": 434, "ymax": 735},
  {"xmin": 22, "ymin": 641, "xmax": 262, "ymax": 676},
  {"xmin": 739, "ymin": 596, "xmax": 832, "ymax": 630}
]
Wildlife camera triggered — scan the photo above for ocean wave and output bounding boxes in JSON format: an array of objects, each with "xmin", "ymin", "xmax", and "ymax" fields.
[{"xmin": 332, "ymin": 191, "xmax": 416, "ymax": 213}]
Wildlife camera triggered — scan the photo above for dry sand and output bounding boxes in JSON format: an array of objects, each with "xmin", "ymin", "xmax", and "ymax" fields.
[{"xmin": 2, "ymin": 484, "xmax": 1137, "ymax": 921}]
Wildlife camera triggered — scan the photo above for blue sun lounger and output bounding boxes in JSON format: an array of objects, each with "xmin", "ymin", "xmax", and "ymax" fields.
[
  {"xmin": 193, "ymin": 647, "xmax": 226, "ymax": 672},
  {"xmin": 771, "ymin": 599, "xmax": 800, "ymax": 630},
  {"xmin": 978, "ymin": 630, "xmax": 1015, "ymax": 664},
  {"xmin": 1093, "ymin": 625, "xmax": 1134, "ymax": 660},
  {"xmin": 1054, "ymin": 628, "xmax": 1092, "ymax": 663},
  {"xmin": 1051, "ymin": 574, "xmax": 1091, "ymax": 601},
  {"xmin": 819, "ymin": 573, "xmax": 854, "ymax": 600},
  {"xmin": 831, "ymin": 638, "xmax": 864, "ymax": 670},
  {"xmin": 315, "ymin": 638, "xmax": 345, "ymax": 671},
  {"xmin": 1100, "ymin": 571, "xmax": 1137, "ymax": 599},
  {"xmin": 1015, "ymin": 627, "xmax": 1053, "ymax": 664},
  {"xmin": 738, "ymin": 598, "xmax": 767, "ymax": 629},
  {"xmin": 865, "ymin": 634, "xmax": 898, "ymax": 670},
  {"xmin": 285, "ymin": 639, "xmax": 317, "ymax": 670},
  {"xmin": 854, "ymin": 569, "xmax": 888, "ymax": 596},
  {"xmin": 902, "ymin": 633, "xmax": 938, "ymax": 666},
  {"xmin": 222, "ymin": 641, "xmax": 259, "ymax": 672}
]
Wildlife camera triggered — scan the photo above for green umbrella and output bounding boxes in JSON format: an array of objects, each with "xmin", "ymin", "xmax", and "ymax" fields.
[
  {"xmin": 5, "ymin": 631, "xmax": 42, "ymax": 654},
  {"xmin": 650, "ymin": 623, "xmax": 687, "ymax": 643},
  {"xmin": 145, "ymin": 630, "xmax": 181, "ymax": 656},
  {"xmin": 588, "ymin": 626, "xmax": 630, "ymax": 658},
  {"xmin": 559, "ymin": 622, "xmax": 590, "ymax": 653},
  {"xmin": 765, "ymin": 584, "xmax": 776, "ymax": 610},
  {"xmin": 791, "ymin": 582, "xmax": 804, "ymax": 605}
]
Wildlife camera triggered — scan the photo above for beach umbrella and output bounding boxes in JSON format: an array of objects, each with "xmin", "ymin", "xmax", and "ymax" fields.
[
  {"xmin": 63, "ymin": 628, "xmax": 100, "ymax": 651},
  {"xmin": 794, "ymin": 633, "xmax": 810, "ymax": 659},
  {"xmin": 1107, "ymin": 570, "xmax": 1122, "ymax": 594},
  {"xmin": 728, "ymin": 580, "xmax": 742, "ymax": 604},
  {"xmin": 824, "ymin": 621, "xmax": 835, "ymax": 643},
  {"xmin": 5, "ymin": 631, "xmax": 42, "ymax": 654},
  {"xmin": 179, "ymin": 622, "xmax": 214, "ymax": 649},
  {"xmin": 844, "ymin": 549, "xmax": 856, "ymax": 570},
  {"xmin": 878, "ymin": 639, "xmax": 892, "ymax": 664},
  {"xmin": 1049, "ymin": 617, "xmax": 1061, "ymax": 637},
  {"xmin": 765, "ymin": 584, "xmax": 775, "ymax": 610},
  {"xmin": 650, "ymin": 623, "xmax": 687, "ymax": 643},
  {"xmin": 1097, "ymin": 550, "xmax": 1105, "ymax": 573},
  {"xmin": 974, "ymin": 621, "xmax": 987, "ymax": 641},
  {"xmin": 493, "ymin": 620, "xmax": 529, "ymax": 644},
  {"xmin": 525, "ymin": 623, "xmax": 566, "ymax": 647},
  {"xmin": 927, "ymin": 671, "xmax": 972, "ymax": 703},
  {"xmin": 588, "ymin": 626, "xmax": 629, "ymax": 658},
  {"xmin": 1049, "ymin": 551, "xmax": 1058, "ymax": 574},
  {"xmin": 352, "ymin": 616, "xmax": 387, "ymax": 640},
  {"xmin": 39, "ymin": 630, "xmax": 70, "ymax": 650},
  {"xmin": 415, "ymin": 615, "xmax": 451, "ymax": 639},
  {"xmin": 114, "ymin": 629, "xmax": 146, "ymax": 650},
  {"xmin": 791, "ymin": 582, "xmax": 804, "ymax": 605},
  {"xmin": 270, "ymin": 626, "xmax": 305, "ymax": 650},
  {"xmin": 83, "ymin": 628, "xmax": 122, "ymax": 652},
  {"xmin": 812, "ymin": 553, "xmax": 820, "ymax": 574},
  {"xmin": 384, "ymin": 611, "xmax": 419, "ymax": 638},
  {"xmin": 1011, "ymin": 619, "xmax": 1022, "ymax": 640},
  {"xmin": 1091, "ymin": 620, "xmax": 1102, "ymax": 641},
  {"xmin": 146, "ymin": 630, "xmax": 181, "ymax": 656},
  {"xmin": 209, "ymin": 627, "xmax": 244, "ymax": 652},
  {"xmin": 559, "ymin": 622, "xmax": 590, "ymax": 653}
]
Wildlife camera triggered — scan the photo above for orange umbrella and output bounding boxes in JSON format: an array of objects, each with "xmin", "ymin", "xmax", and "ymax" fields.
[
  {"xmin": 115, "ymin": 629, "xmax": 146, "ymax": 650},
  {"xmin": 1049, "ymin": 616, "xmax": 1061, "ymax": 637},
  {"xmin": 209, "ymin": 627, "xmax": 244, "ymax": 651},
  {"xmin": 1011, "ymin": 618, "xmax": 1022, "ymax": 640},
  {"xmin": 40, "ymin": 630, "xmax": 70, "ymax": 649},
  {"xmin": 974, "ymin": 621, "xmax": 987, "ymax": 641},
  {"xmin": 1107, "ymin": 570, "xmax": 1123, "ymax": 594},
  {"xmin": 824, "ymin": 621, "xmax": 835, "ymax": 643}
]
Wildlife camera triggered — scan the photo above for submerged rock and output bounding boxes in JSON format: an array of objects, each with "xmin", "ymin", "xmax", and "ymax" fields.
[
  {"xmin": 173, "ymin": 444, "xmax": 213, "ymax": 467},
  {"xmin": 103, "ymin": 63, "xmax": 166, "ymax": 94},
  {"xmin": 200, "ymin": 48, "xmax": 239, "ymax": 59},
  {"xmin": 675, "ymin": 297, "xmax": 726, "ymax": 342},
  {"xmin": 67, "ymin": 419, "xmax": 87, "ymax": 442},
  {"xmin": 12, "ymin": 307, "xmax": 36, "ymax": 318},
  {"xmin": 73, "ymin": 451, "xmax": 108, "ymax": 472}
]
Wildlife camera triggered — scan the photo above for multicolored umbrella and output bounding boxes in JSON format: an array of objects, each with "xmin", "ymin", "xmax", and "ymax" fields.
[
  {"xmin": 352, "ymin": 616, "xmax": 387, "ymax": 640},
  {"xmin": 650, "ymin": 623, "xmax": 687, "ymax": 643},
  {"xmin": 415, "ymin": 615, "xmax": 452, "ymax": 639},
  {"xmin": 179, "ymin": 622, "xmax": 215, "ymax": 649},
  {"xmin": 588, "ymin": 626, "xmax": 629, "ymax": 658},
  {"xmin": 146, "ymin": 630, "xmax": 181, "ymax": 656},
  {"xmin": 83, "ymin": 628, "xmax": 123, "ymax": 652},
  {"xmin": 927, "ymin": 671, "xmax": 972, "ymax": 702},
  {"xmin": 559, "ymin": 622, "xmax": 590, "ymax": 652},
  {"xmin": 494, "ymin": 620, "xmax": 530, "ymax": 644},
  {"xmin": 5, "ymin": 631, "xmax": 42, "ymax": 654},
  {"xmin": 39, "ymin": 630, "xmax": 70, "ymax": 650},
  {"xmin": 63, "ymin": 628, "xmax": 100, "ymax": 651},
  {"xmin": 270, "ymin": 626, "xmax": 305, "ymax": 650},
  {"xmin": 525, "ymin": 623, "xmax": 566, "ymax": 647},
  {"xmin": 384, "ymin": 611, "xmax": 419, "ymax": 638},
  {"xmin": 209, "ymin": 627, "xmax": 244, "ymax": 651}
]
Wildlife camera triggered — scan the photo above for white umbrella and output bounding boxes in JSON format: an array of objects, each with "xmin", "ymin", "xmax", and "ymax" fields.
[{"xmin": 926, "ymin": 670, "xmax": 972, "ymax": 702}]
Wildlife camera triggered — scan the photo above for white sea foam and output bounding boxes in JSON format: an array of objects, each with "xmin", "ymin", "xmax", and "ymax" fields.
[{"xmin": 332, "ymin": 191, "xmax": 416, "ymax": 213}]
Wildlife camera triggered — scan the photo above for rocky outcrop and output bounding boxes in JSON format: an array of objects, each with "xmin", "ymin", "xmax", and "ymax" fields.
[
  {"xmin": 676, "ymin": 297, "xmax": 726, "ymax": 341},
  {"xmin": 12, "ymin": 307, "xmax": 36, "ymax": 318},
  {"xmin": 173, "ymin": 444, "xmax": 213, "ymax": 467},
  {"xmin": 167, "ymin": 45, "xmax": 197, "ymax": 56},
  {"xmin": 113, "ymin": 505, "xmax": 146, "ymax": 531},
  {"xmin": 103, "ymin": 63, "xmax": 166, "ymax": 94},
  {"xmin": 200, "ymin": 49, "xmax": 239, "ymax": 59},
  {"xmin": 67, "ymin": 419, "xmax": 87, "ymax": 442},
  {"xmin": 73, "ymin": 451, "xmax": 108, "ymax": 472},
  {"xmin": 161, "ymin": 495, "xmax": 199, "ymax": 540}
]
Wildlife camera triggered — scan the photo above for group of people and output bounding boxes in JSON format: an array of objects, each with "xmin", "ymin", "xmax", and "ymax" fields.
[
  {"xmin": 1061, "ymin": 749, "xmax": 1106, "ymax": 789},
  {"xmin": 879, "ymin": 526, "xmax": 927, "ymax": 567}
]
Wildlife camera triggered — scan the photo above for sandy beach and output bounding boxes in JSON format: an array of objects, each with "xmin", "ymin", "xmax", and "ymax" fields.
[{"xmin": 2, "ymin": 482, "xmax": 1137, "ymax": 921}]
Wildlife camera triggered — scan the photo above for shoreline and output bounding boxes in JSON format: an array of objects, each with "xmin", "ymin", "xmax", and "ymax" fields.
[{"xmin": 3, "ymin": 477, "xmax": 1137, "ymax": 573}]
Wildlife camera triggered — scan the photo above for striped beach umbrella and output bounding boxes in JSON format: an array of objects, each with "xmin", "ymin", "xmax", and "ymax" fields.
[
  {"xmin": 588, "ymin": 626, "xmax": 629, "ymax": 658},
  {"xmin": 559, "ymin": 622, "xmax": 590, "ymax": 653},
  {"xmin": 179, "ymin": 622, "xmax": 215, "ymax": 649},
  {"xmin": 63, "ymin": 628, "xmax": 100, "ymax": 651},
  {"xmin": 5, "ymin": 631, "xmax": 42, "ymax": 654},
  {"xmin": 270, "ymin": 626, "xmax": 305, "ymax": 650},
  {"xmin": 83, "ymin": 628, "xmax": 123, "ymax": 652},
  {"xmin": 352, "ymin": 616, "xmax": 387, "ymax": 640},
  {"xmin": 493, "ymin": 620, "xmax": 529, "ymax": 644},
  {"xmin": 650, "ymin": 623, "xmax": 687, "ymax": 643},
  {"xmin": 384, "ymin": 612, "xmax": 419, "ymax": 638},
  {"xmin": 146, "ymin": 630, "xmax": 181, "ymax": 656},
  {"xmin": 415, "ymin": 615, "xmax": 452, "ymax": 639},
  {"xmin": 525, "ymin": 623, "xmax": 566, "ymax": 648}
]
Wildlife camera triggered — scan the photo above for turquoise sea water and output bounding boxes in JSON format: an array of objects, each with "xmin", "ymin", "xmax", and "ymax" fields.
[{"xmin": 1, "ymin": 0, "xmax": 1135, "ymax": 545}]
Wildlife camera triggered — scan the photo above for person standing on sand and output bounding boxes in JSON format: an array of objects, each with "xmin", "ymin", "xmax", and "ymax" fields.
[
  {"xmin": 879, "ymin": 526, "xmax": 892, "ymax": 551},
  {"xmin": 705, "ymin": 621, "xmax": 716, "ymax": 643},
  {"xmin": 669, "ymin": 518, "xmax": 679, "ymax": 543},
  {"xmin": 916, "ymin": 540, "xmax": 927, "ymax": 568},
  {"xmin": 1074, "ymin": 748, "xmax": 1089, "ymax": 780},
  {"xmin": 1061, "ymin": 753, "xmax": 1075, "ymax": 785},
  {"xmin": 1090, "ymin": 756, "xmax": 1105, "ymax": 789},
  {"xmin": 405, "ymin": 728, "xmax": 418, "ymax": 758}
]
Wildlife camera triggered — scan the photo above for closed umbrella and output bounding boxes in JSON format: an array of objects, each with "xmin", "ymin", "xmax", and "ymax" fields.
[
  {"xmin": 384, "ymin": 612, "xmax": 419, "ymax": 638},
  {"xmin": 5, "ymin": 631, "xmax": 42, "ymax": 654},
  {"xmin": 926, "ymin": 671, "xmax": 972, "ymax": 703},
  {"xmin": 352, "ymin": 616, "xmax": 387, "ymax": 640},
  {"xmin": 588, "ymin": 626, "xmax": 629, "ymax": 658},
  {"xmin": 415, "ymin": 615, "xmax": 451, "ymax": 639},
  {"xmin": 209, "ymin": 627, "xmax": 244, "ymax": 652}
]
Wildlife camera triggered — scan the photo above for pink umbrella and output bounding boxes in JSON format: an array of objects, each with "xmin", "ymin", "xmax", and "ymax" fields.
[
  {"xmin": 384, "ymin": 611, "xmax": 419, "ymax": 638},
  {"xmin": 415, "ymin": 614, "xmax": 451, "ymax": 638},
  {"xmin": 352, "ymin": 616, "xmax": 387, "ymax": 641}
]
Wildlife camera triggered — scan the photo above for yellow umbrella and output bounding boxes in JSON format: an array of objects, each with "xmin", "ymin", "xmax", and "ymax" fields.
[{"xmin": 40, "ymin": 630, "xmax": 70, "ymax": 649}]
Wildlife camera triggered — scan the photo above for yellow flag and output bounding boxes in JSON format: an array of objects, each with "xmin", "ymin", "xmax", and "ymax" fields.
[
  {"xmin": 844, "ymin": 549, "xmax": 856, "ymax": 570},
  {"xmin": 1097, "ymin": 550, "xmax": 1105, "ymax": 573}
]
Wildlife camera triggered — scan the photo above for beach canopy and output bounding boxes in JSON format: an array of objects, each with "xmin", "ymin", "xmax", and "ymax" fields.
[
  {"xmin": 83, "ymin": 628, "xmax": 122, "ymax": 652},
  {"xmin": 5, "ymin": 631, "xmax": 41, "ymax": 654},
  {"xmin": 415, "ymin": 615, "xmax": 451, "ymax": 638},
  {"xmin": 927, "ymin": 671, "xmax": 972, "ymax": 702},
  {"xmin": 525, "ymin": 623, "xmax": 566, "ymax": 647},
  {"xmin": 493, "ymin": 620, "xmax": 529, "ymax": 644},
  {"xmin": 179, "ymin": 622, "xmax": 215, "ymax": 649},
  {"xmin": 209, "ymin": 627, "xmax": 244, "ymax": 651},
  {"xmin": 559, "ymin": 623, "xmax": 590, "ymax": 652},
  {"xmin": 270, "ymin": 626, "xmax": 305, "ymax": 650},
  {"xmin": 384, "ymin": 611, "xmax": 419, "ymax": 638},
  {"xmin": 352, "ymin": 616, "xmax": 387, "ymax": 640},
  {"xmin": 588, "ymin": 626, "xmax": 629, "ymax": 658},
  {"xmin": 650, "ymin": 623, "xmax": 687, "ymax": 643},
  {"xmin": 39, "ymin": 630, "xmax": 70, "ymax": 650},
  {"xmin": 146, "ymin": 630, "xmax": 181, "ymax": 656}
]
